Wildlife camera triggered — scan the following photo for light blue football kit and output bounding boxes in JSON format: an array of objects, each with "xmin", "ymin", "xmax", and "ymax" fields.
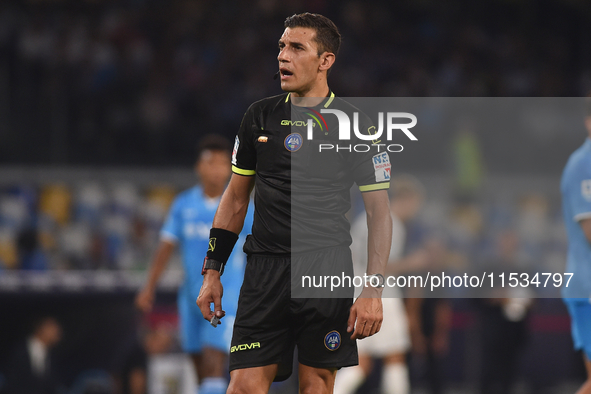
[
  {"xmin": 561, "ymin": 137, "xmax": 591, "ymax": 359},
  {"xmin": 161, "ymin": 185, "xmax": 253, "ymax": 353}
]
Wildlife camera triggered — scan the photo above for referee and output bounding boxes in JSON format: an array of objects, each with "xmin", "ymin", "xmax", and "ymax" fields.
[
  {"xmin": 561, "ymin": 98, "xmax": 591, "ymax": 394},
  {"xmin": 197, "ymin": 13, "xmax": 393, "ymax": 393}
]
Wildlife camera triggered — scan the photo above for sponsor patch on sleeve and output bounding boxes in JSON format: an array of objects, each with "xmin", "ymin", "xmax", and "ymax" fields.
[
  {"xmin": 232, "ymin": 136, "xmax": 239, "ymax": 165},
  {"xmin": 372, "ymin": 152, "xmax": 391, "ymax": 182}
]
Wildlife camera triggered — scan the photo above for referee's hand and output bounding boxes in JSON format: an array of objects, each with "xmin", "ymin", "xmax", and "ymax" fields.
[
  {"xmin": 197, "ymin": 270, "xmax": 226, "ymax": 323},
  {"xmin": 347, "ymin": 294, "xmax": 383, "ymax": 340}
]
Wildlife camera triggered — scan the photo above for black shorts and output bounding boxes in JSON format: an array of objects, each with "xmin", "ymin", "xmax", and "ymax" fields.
[{"xmin": 229, "ymin": 246, "xmax": 358, "ymax": 382}]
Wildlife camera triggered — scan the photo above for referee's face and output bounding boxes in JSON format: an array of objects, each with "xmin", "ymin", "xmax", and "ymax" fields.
[{"xmin": 278, "ymin": 27, "xmax": 326, "ymax": 95}]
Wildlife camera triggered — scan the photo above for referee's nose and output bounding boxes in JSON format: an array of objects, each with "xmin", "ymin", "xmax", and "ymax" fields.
[{"xmin": 278, "ymin": 47, "xmax": 289, "ymax": 63}]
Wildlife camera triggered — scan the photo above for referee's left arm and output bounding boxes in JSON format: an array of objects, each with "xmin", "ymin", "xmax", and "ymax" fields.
[
  {"xmin": 362, "ymin": 189, "xmax": 392, "ymax": 281},
  {"xmin": 347, "ymin": 189, "xmax": 392, "ymax": 340}
]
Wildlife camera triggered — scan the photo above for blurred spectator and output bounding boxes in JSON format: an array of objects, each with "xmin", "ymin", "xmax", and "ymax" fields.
[
  {"xmin": 516, "ymin": 193, "xmax": 552, "ymax": 266},
  {"xmin": 451, "ymin": 125, "xmax": 485, "ymax": 203},
  {"xmin": 404, "ymin": 236, "xmax": 455, "ymax": 394},
  {"xmin": 113, "ymin": 324, "xmax": 175, "ymax": 394},
  {"xmin": 0, "ymin": 227, "xmax": 17, "ymax": 269},
  {"xmin": 16, "ymin": 227, "xmax": 48, "ymax": 270},
  {"xmin": 38, "ymin": 184, "xmax": 72, "ymax": 227},
  {"xmin": 4, "ymin": 316, "xmax": 63, "ymax": 394},
  {"xmin": 476, "ymin": 230, "xmax": 533, "ymax": 394},
  {"xmin": 407, "ymin": 297, "xmax": 452, "ymax": 394}
]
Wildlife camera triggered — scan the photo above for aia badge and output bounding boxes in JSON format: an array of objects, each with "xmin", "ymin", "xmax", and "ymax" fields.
[
  {"xmin": 324, "ymin": 331, "xmax": 341, "ymax": 351},
  {"xmin": 284, "ymin": 133, "xmax": 303, "ymax": 152}
]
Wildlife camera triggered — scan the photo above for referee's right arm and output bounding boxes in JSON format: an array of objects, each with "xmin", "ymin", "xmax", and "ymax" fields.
[
  {"xmin": 212, "ymin": 174, "xmax": 254, "ymax": 234},
  {"xmin": 196, "ymin": 174, "xmax": 254, "ymax": 322}
]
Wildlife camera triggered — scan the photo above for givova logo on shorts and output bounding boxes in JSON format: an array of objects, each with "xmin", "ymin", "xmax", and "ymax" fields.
[
  {"xmin": 230, "ymin": 342, "xmax": 261, "ymax": 353},
  {"xmin": 324, "ymin": 331, "xmax": 341, "ymax": 351}
]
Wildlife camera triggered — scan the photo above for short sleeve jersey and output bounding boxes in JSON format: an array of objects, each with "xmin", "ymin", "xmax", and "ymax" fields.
[
  {"xmin": 561, "ymin": 138, "xmax": 591, "ymax": 299},
  {"xmin": 232, "ymin": 91, "xmax": 391, "ymax": 254}
]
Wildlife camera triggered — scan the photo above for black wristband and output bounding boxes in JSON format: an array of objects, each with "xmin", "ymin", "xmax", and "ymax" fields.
[{"xmin": 206, "ymin": 228, "xmax": 239, "ymax": 265}]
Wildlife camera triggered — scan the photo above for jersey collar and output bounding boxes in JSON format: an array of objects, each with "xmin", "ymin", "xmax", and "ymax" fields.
[{"xmin": 285, "ymin": 91, "xmax": 335, "ymax": 109}]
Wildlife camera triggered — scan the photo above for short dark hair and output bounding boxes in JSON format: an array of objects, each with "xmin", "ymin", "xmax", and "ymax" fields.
[
  {"xmin": 284, "ymin": 13, "xmax": 341, "ymax": 57},
  {"xmin": 196, "ymin": 134, "xmax": 232, "ymax": 161}
]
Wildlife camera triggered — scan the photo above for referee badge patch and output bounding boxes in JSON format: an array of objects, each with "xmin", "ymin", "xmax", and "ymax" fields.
[
  {"xmin": 324, "ymin": 331, "xmax": 341, "ymax": 351},
  {"xmin": 284, "ymin": 133, "xmax": 303, "ymax": 152}
]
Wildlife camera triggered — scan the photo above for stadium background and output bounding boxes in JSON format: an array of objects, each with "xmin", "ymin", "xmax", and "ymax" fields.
[{"xmin": 0, "ymin": 0, "xmax": 591, "ymax": 393}]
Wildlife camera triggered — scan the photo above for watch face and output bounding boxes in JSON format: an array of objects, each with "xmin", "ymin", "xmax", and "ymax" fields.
[
  {"xmin": 368, "ymin": 274, "xmax": 385, "ymax": 288},
  {"xmin": 202, "ymin": 257, "xmax": 217, "ymax": 274},
  {"xmin": 206, "ymin": 260, "xmax": 220, "ymax": 270},
  {"xmin": 202, "ymin": 257, "xmax": 225, "ymax": 275}
]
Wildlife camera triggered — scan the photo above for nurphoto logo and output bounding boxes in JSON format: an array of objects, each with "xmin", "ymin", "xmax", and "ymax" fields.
[{"xmin": 304, "ymin": 110, "xmax": 417, "ymax": 153}]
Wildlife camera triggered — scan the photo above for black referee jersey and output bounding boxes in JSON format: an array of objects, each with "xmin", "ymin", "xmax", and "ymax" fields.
[{"xmin": 231, "ymin": 91, "xmax": 391, "ymax": 255}]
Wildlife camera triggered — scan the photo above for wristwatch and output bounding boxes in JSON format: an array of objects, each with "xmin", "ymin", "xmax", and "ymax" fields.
[
  {"xmin": 201, "ymin": 257, "xmax": 225, "ymax": 276},
  {"xmin": 367, "ymin": 274, "xmax": 385, "ymax": 288}
]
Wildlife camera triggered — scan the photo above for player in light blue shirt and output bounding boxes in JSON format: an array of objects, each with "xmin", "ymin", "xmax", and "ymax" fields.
[
  {"xmin": 561, "ymin": 105, "xmax": 591, "ymax": 394},
  {"xmin": 136, "ymin": 135, "xmax": 253, "ymax": 394}
]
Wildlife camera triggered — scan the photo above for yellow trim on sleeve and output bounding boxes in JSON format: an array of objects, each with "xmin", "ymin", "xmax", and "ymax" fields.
[
  {"xmin": 359, "ymin": 182, "xmax": 390, "ymax": 192},
  {"xmin": 324, "ymin": 91, "xmax": 335, "ymax": 108},
  {"xmin": 232, "ymin": 165, "xmax": 256, "ymax": 176}
]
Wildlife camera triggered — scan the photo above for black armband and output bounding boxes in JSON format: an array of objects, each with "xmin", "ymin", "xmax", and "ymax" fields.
[{"xmin": 203, "ymin": 228, "xmax": 239, "ymax": 275}]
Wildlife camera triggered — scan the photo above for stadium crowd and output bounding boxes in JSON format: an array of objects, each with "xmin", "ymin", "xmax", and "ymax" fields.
[
  {"xmin": 0, "ymin": 0, "xmax": 590, "ymax": 166},
  {"xmin": 0, "ymin": 177, "xmax": 566, "ymax": 296}
]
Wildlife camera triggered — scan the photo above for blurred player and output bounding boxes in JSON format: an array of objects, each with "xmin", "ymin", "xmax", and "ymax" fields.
[
  {"xmin": 335, "ymin": 175, "xmax": 425, "ymax": 394},
  {"xmin": 196, "ymin": 12, "xmax": 392, "ymax": 394},
  {"xmin": 561, "ymin": 98, "xmax": 591, "ymax": 394},
  {"xmin": 136, "ymin": 135, "xmax": 253, "ymax": 394}
]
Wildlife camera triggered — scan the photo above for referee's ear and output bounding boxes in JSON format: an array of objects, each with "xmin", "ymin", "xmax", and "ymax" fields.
[{"xmin": 318, "ymin": 52, "xmax": 335, "ymax": 74}]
